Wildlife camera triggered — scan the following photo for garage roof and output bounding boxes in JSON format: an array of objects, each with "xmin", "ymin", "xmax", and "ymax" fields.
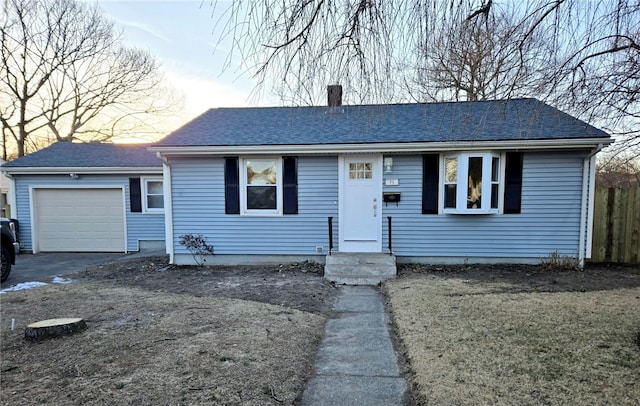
[{"xmin": 1, "ymin": 142, "xmax": 162, "ymax": 169}]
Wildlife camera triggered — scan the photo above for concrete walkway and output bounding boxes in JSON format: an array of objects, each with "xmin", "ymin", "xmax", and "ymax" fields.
[{"xmin": 301, "ymin": 286, "xmax": 409, "ymax": 405}]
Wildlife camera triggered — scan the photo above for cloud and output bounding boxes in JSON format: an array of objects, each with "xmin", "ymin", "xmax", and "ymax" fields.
[
  {"xmin": 165, "ymin": 71, "xmax": 255, "ymax": 117},
  {"xmin": 112, "ymin": 17, "xmax": 172, "ymax": 44}
]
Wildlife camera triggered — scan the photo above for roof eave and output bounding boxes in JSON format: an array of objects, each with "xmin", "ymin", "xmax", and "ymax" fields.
[
  {"xmin": 1, "ymin": 166, "xmax": 162, "ymax": 175},
  {"xmin": 149, "ymin": 138, "xmax": 613, "ymax": 156}
]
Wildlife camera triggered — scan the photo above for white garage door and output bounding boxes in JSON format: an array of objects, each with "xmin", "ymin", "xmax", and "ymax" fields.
[{"xmin": 34, "ymin": 188, "xmax": 125, "ymax": 252}]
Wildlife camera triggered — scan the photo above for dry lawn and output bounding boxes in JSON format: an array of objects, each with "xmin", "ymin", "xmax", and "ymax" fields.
[
  {"xmin": 386, "ymin": 271, "xmax": 640, "ymax": 405},
  {"xmin": 1, "ymin": 282, "xmax": 325, "ymax": 405}
]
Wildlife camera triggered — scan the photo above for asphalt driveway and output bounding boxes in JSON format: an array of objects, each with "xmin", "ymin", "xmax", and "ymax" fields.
[{"xmin": 1, "ymin": 251, "xmax": 165, "ymax": 287}]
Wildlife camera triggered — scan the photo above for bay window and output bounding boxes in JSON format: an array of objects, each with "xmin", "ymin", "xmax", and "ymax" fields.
[{"xmin": 442, "ymin": 152, "xmax": 501, "ymax": 213}]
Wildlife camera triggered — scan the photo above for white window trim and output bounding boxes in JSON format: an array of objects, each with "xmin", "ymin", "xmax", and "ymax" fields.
[
  {"xmin": 441, "ymin": 152, "xmax": 504, "ymax": 214},
  {"xmin": 239, "ymin": 157, "xmax": 283, "ymax": 216},
  {"xmin": 142, "ymin": 177, "xmax": 164, "ymax": 214}
]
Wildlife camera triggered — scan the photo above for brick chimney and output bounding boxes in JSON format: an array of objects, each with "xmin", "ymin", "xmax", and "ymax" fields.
[{"xmin": 327, "ymin": 84, "xmax": 342, "ymax": 107}]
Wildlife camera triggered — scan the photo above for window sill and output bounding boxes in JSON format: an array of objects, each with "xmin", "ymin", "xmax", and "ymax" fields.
[
  {"xmin": 240, "ymin": 211, "xmax": 283, "ymax": 217},
  {"xmin": 142, "ymin": 210, "xmax": 165, "ymax": 215},
  {"xmin": 443, "ymin": 209, "xmax": 499, "ymax": 215}
]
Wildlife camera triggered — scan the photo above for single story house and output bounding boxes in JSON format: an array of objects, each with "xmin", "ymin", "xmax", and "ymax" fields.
[
  {"xmin": 149, "ymin": 95, "xmax": 612, "ymax": 267},
  {"xmin": 1, "ymin": 142, "xmax": 165, "ymax": 253}
]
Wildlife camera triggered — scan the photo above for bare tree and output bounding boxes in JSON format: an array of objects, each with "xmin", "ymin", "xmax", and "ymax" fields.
[
  {"xmin": 1, "ymin": 0, "xmax": 179, "ymax": 158},
  {"xmin": 209, "ymin": 0, "xmax": 443, "ymax": 105},
  {"xmin": 597, "ymin": 155, "xmax": 640, "ymax": 188},
  {"xmin": 407, "ymin": 7, "xmax": 549, "ymax": 102},
  {"xmin": 208, "ymin": 0, "xmax": 639, "ymax": 154},
  {"xmin": 528, "ymin": 1, "xmax": 640, "ymax": 157}
]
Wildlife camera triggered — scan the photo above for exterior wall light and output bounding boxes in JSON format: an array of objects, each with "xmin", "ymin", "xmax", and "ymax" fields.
[{"xmin": 384, "ymin": 157, "xmax": 393, "ymax": 173}]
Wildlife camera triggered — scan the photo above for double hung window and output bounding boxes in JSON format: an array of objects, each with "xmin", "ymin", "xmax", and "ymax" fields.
[
  {"xmin": 142, "ymin": 178, "xmax": 164, "ymax": 213},
  {"xmin": 240, "ymin": 158, "xmax": 282, "ymax": 215}
]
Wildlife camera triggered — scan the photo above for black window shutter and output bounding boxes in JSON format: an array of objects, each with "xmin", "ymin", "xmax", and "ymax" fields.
[
  {"xmin": 422, "ymin": 154, "xmax": 439, "ymax": 214},
  {"xmin": 224, "ymin": 157, "xmax": 240, "ymax": 214},
  {"xmin": 504, "ymin": 152, "xmax": 523, "ymax": 214},
  {"xmin": 283, "ymin": 157, "xmax": 298, "ymax": 215},
  {"xmin": 129, "ymin": 177, "xmax": 142, "ymax": 213}
]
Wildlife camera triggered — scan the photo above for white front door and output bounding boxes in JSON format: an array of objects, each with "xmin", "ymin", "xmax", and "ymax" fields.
[{"xmin": 339, "ymin": 154, "xmax": 383, "ymax": 252}]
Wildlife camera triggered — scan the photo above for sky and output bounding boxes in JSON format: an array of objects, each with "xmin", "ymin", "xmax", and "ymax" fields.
[{"xmin": 83, "ymin": 0, "xmax": 268, "ymax": 128}]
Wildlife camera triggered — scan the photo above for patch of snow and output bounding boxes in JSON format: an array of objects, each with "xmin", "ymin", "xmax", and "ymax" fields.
[
  {"xmin": 0, "ymin": 281, "xmax": 48, "ymax": 294},
  {"xmin": 52, "ymin": 276, "xmax": 74, "ymax": 284}
]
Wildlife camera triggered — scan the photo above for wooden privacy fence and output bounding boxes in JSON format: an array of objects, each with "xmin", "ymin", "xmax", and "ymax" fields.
[{"xmin": 590, "ymin": 187, "xmax": 640, "ymax": 264}]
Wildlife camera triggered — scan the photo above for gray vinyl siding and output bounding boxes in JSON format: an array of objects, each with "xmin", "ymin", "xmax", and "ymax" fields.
[
  {"xmin": 170, "ymin": 156, "xmax": 338, "ymax": 256},
  {"xmin": 381, "ymin": 152, "xmax": 586, "ymax": 260},
  {"xmin": 12, "ymin": 174, "xmax": 164, "ymax": 252}
]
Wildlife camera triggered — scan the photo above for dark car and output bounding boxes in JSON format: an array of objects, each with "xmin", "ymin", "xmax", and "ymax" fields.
[{"xmin": 1, "ymin": 217, "xmax": 19, "ymax": 283}]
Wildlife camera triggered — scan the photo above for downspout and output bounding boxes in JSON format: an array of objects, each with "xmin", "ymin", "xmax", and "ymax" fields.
[
  {"xmin": 157, "ymin": 152, "xmax": 175, "ymax": 264},
  {"xmin": 578, "ymin": 144, "xmax": 604, "ymax": 267}
]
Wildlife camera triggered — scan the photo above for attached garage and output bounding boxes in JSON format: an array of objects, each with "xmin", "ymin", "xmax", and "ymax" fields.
[
  {"xmin": 33, "ymin": 188, "xmax": 126, "ymax": 252},
  {"xmin": 2, "ymin": 142, "xmax": 166, "ymax": 254}
]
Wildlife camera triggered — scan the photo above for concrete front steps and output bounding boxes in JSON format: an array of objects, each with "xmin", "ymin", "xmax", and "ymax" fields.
[{"xmin": 324, "ymin": 253, "xmax": 397, "ymax": 285}]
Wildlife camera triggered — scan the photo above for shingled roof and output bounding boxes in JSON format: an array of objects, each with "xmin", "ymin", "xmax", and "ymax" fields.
[
  {"xmin": 1, "ymin": 142, "xmax": 161, "ymax": 169},
  {"xmin": 155, "ymin": 98, "xmax": 609, "ymax": 147}
]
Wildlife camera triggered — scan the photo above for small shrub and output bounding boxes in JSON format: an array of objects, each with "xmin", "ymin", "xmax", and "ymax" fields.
[
  {"xmin": 179, "ymin": 234, "xmax": 214, "ymax": 266},
  {"xmin": 541, "ymin": 250, "xmax": 580, "ymax": 271}
]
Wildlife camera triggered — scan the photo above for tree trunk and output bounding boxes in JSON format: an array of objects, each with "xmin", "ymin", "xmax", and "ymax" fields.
[{"xmin": 24, "ymin": 318, "xmax": 87, "ymax": 341}]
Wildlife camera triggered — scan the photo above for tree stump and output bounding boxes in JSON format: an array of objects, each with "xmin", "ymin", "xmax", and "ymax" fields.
[{"xmin": 24, "ymin": 318, "xmax": 87, "ymax": 341}]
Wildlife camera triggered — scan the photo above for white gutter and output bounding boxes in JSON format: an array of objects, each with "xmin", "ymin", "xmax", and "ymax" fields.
[
  {"xmin": 578, "ymin": 143, "xmax": 605, "ymax": 267},
  {"xmin": 2, "ymin": 166, "xmax": 162, "ymax": 175},
  {"xmin": 148, "ymin": 137, "xmax": 612, "ymax": 157},
  {"xmin": 155, "ymin": 152, "xmax": 169, "ymax": 165}
]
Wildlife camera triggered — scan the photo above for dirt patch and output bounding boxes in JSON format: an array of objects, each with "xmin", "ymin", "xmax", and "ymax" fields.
[
  {"xmin": 387, "ymin": 263, "xmax": 640, "ymax": 405},
  {"xmin": 398, "ymin": 262, "xmax": 640, "ymax": 293},
  {"xmin": 1, "ymin": 257, "xmax": 338, "ymax": 405},
  {"xmin": 77, "ymin": 256, "xmax": 335, "ymax": 315}
]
